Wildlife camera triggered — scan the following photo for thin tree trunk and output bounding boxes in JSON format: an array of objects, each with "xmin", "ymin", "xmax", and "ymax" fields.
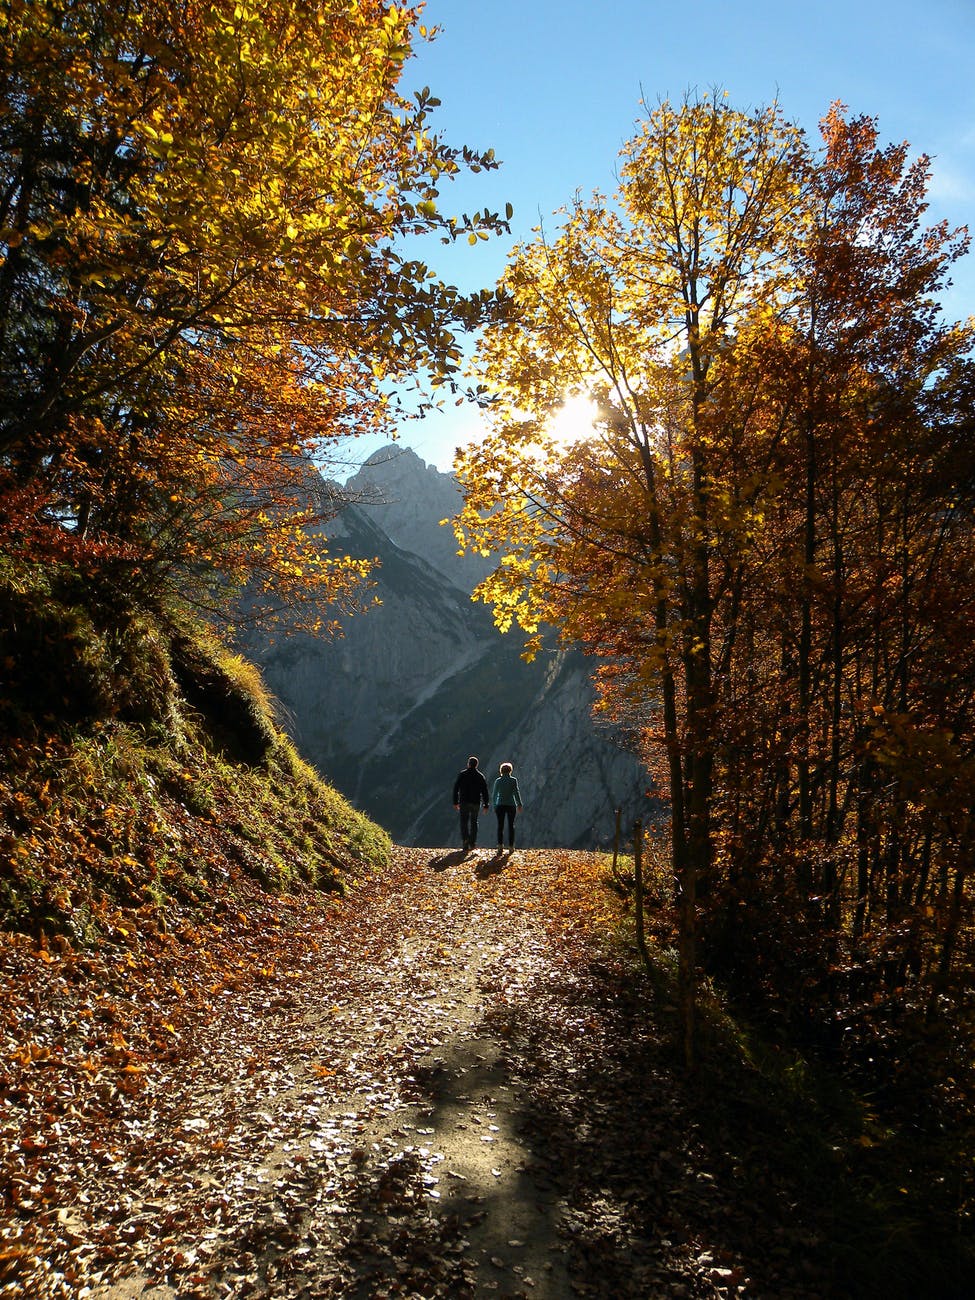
[
  {"xmin": 797, "ymin": 419, "xmax": 816, "ymax": 895},
  {"xmin": 825, "ymin": 462, "xmax": 844, "ymax": 926},
  {"xmin": 633, "ymin": 819, "xmax": 653, "ymax": 978},
  {"xmin": 611, "ymin": 806, "xmax": 624, "ymax": 886},
  {"xmin": 926, "ymin": 861, "xmax": 969, "ymax": 1022}
]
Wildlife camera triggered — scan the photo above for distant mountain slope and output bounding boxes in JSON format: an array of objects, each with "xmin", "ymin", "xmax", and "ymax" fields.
[{"xmin": 247, "ymin": 448, "xmax": 653, "ymax": 847}]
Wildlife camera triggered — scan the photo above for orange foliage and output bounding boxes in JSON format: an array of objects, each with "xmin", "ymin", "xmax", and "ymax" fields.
[{"xmin": 0, "ymin": 0, "xmax": 507, "ymax": 626}]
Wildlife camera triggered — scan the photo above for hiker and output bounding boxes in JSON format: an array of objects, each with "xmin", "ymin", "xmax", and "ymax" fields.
[
  {"xmin": 452, "ymin": 755, "xmax": 490, "ymax": 851},
  {"xmin": 492, "ymin": 761, "xmax": 523, "ymax": 850}
]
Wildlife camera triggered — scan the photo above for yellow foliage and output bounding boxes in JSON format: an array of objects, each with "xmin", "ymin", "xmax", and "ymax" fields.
[{"xmin": 1, "ymin": 0, "xmax": 508, "ymax": 630}]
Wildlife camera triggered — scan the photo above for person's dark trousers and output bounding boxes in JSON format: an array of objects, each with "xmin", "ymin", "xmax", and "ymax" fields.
[
  {"xmin": 496, "ymin": 805, "xmax": 516, "ymax": 848},
  {"xmin": 459, "ymin": 802, "xmax": 482, "ymax": 848}
]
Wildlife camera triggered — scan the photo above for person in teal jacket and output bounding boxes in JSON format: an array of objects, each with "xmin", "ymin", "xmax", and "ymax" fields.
[{"xmin": 492, "ymin": 761, "xmax": 524, "ymax": 850}]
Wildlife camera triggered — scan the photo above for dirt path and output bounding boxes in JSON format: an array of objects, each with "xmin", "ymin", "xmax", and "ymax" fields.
[
  {"xmin": 14, "ymin": 846, "xmax": 846, "ymax": 1298},
  {"xmin": 91, "ymin": 847, "xmax": 587, "ymax": 1299}
]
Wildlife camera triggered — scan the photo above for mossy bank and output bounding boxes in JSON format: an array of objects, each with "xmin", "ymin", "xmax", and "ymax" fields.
[{"xmin": 0, "ymin": 557, "xmax": 390, "ymax": 944}]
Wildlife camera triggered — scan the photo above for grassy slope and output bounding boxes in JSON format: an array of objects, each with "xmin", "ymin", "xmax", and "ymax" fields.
[{"xmin": 0, "ymin": 558, "xmax": 390, "ymax": 943}]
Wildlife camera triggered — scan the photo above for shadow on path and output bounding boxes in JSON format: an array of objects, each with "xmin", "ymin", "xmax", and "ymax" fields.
[
  {"xmin": 428, "ymin": 847, "xmax": 510, "ymax": 877},
  {"xmin": 475, "ymin": 849, "xmax": 508, "ymax": 879},
  {"xmin": 427, "ymin": 849, "xmax": 468, "ymax": 871},
  {"xmin": 338, "ymin": 1031, "xmax": 571, "ymax": 1300}
]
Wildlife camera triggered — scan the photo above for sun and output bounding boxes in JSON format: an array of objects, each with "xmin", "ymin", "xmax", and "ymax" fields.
[{"xmin": 545, "ymin": 393, "xmax": 600, "ymax": 449}]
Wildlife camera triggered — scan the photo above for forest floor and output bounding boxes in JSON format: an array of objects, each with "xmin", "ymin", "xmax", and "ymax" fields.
[{"xmin": 1, "ymin": 846, "xmax": 965, "ymax": 1299}]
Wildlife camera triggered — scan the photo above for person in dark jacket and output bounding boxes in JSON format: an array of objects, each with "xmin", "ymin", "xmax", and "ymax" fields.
[
  {"xmin": 492, "ymin": 761, "xmax": 524, "ymax": 850},
  {"xmin": 452, "ymin": 755, "xmax": 490, "ymax": 850}
]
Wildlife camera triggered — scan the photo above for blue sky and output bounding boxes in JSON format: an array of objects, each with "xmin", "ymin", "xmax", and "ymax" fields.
[{"xmin": 354, "ymin": 0, "xmax": 975, "ymax": 473}]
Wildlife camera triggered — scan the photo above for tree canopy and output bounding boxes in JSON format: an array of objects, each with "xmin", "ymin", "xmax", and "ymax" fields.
[{"xmin": 0, "ymin": 0, "xmax": 507, "ymax": 625}]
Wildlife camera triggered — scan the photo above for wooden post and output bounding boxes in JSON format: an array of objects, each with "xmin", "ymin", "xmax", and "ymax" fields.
[
  {"xmin": 611, "ymin": 806, "xmax": 623, "ymax": 885},
  {"xmin": 633, "ymin": 819, "xmax": 652, "ymax": 975}
]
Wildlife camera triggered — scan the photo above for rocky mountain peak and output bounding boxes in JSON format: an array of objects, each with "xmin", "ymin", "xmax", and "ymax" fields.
[{"xmin": 344, "ymin": 444, "xmax": 491, "ymax": 591}]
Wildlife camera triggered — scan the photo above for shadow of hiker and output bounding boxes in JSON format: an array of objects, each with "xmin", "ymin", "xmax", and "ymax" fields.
[
  {"xmin": 428, "ymin": 850, "xmax": 469, "ymax": 872},
  {"xmin": 475, "ymin": 850, "xmax": 508, "ymax": 880}
]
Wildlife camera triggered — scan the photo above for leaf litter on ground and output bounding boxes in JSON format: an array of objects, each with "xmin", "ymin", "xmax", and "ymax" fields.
[{"xmin": 0, "ymin": 845, "xmax": 950, "ymax": 1298}]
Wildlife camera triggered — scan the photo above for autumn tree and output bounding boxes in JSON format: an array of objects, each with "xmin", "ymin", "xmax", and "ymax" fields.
[
  {"xmin": 0, "ymin": 0, "xmax": 507, "ymax": 626},
  {"xmin": 454, "ymin": 93, "xmax": 810, "ymax": 1059},
  {"xmin": 454, "ymin": 93, "xmax": 975, "ymax": 1062},
  {"xmin": 760, "ymin": 108, "xmax": 975, "ymax": 1019}
]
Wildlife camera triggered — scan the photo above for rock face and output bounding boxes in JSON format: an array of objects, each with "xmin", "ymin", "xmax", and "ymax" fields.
[
  {"xmin": 246, "ymin": 446, "xmax": 654, "ymax": 847},
  {"xmin": 342, "ymin": 444, "xmax": 492, "ymax": 589}
]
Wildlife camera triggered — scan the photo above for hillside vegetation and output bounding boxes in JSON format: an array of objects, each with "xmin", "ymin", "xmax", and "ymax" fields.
[{"xmin": 0, "ymin": 557, "xmax": 389, "ymax": 945}]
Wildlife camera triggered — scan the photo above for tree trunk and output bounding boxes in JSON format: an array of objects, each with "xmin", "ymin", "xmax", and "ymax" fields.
[{"xmin": 632, "ymin": 820, "xmax": 654, "ymax": 979}]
